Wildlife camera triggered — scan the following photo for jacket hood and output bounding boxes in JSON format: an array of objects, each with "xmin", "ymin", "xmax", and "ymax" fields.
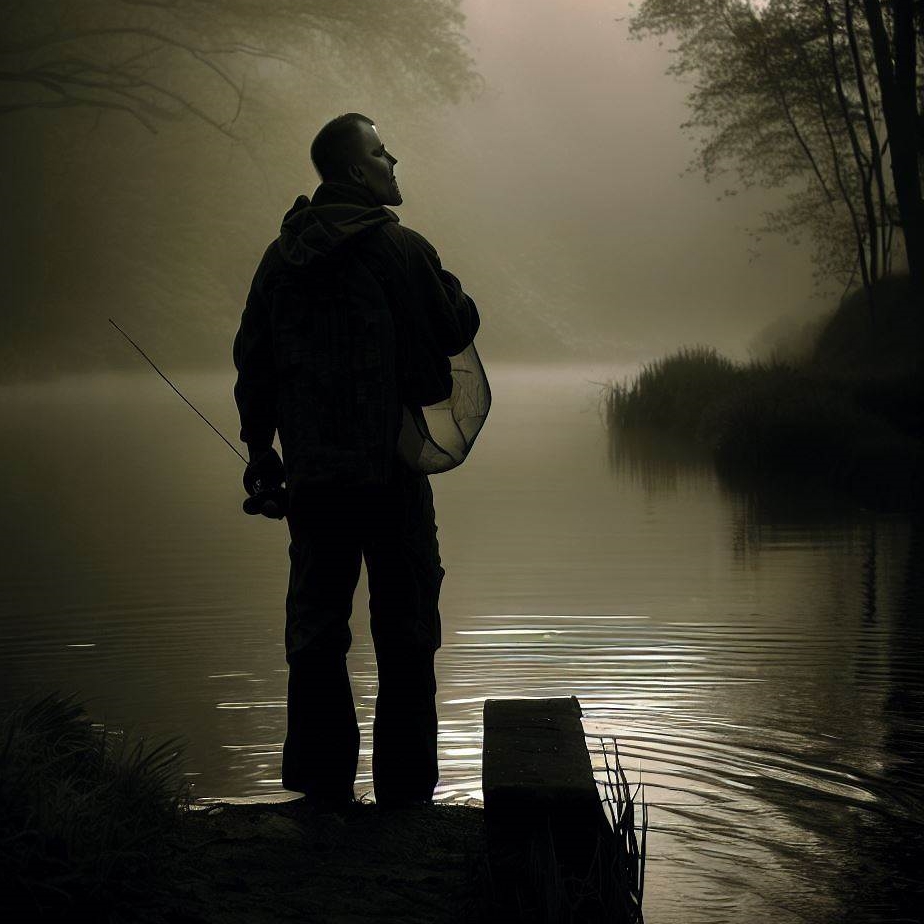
[{"xmin": 277, "ymin": 181, "xmax": 399, "ymax": 268}]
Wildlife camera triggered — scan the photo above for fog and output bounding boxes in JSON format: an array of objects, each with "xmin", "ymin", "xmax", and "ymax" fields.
[
  {"xmin": 2, "ymin": 0, "xmax": 821, "ymax": 381},
  {"xmin": 3, "ymin": 9, "xmax": 921, "ymax": 919}
]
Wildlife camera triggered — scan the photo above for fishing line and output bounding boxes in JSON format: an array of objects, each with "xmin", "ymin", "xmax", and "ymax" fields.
[{"xmin": 108, "ymin": 318, "xmax": 247, "ymax": 464}]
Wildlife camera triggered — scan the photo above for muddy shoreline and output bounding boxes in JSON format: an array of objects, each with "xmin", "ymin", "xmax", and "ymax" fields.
[{"xmin": 160, "ymin": 800, "xmax": 487, "ymax": 924}]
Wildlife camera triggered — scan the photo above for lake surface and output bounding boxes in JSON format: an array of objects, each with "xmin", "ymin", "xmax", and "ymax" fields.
[{"xmin": 1, "ymin": 363, "xmax": 921, "ymax": 923}]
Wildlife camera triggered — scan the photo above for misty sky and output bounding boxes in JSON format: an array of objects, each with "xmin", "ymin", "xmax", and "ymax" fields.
[
  {"xmin": 3, "ymin": 0, "xmax": 825, "ymax": 377},
  {"xmin": 418, "ymin": 0, "xmax": 819, "ymax": 360}
]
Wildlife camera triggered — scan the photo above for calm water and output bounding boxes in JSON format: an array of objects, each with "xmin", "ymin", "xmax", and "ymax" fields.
[{"xmin": 1, "ymin": 364, "xmax": 921, "ymax": 923}]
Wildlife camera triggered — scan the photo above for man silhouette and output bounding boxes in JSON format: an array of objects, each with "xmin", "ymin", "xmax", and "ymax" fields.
[{"xmin": 233, "ymin": 113, "xmax": 480, "ymax": 809}]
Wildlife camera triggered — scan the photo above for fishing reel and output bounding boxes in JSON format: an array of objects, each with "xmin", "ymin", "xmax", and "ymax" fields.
[
  {"xmin": 243, "ymin": 448, "xmax": 288, "ymax": 519},
  {"xmin": 242, "ymin": 488, "xmax": 288, "ymax": 519}
]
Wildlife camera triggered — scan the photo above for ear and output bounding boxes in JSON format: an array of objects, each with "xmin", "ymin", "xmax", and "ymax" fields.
[{"xmin": 348, "ymin": 163, "xmax": 366, "ymax": 186}]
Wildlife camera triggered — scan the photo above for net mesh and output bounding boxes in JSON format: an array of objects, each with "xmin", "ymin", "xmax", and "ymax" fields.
[{"xmin": 397, "ymin": 341, "xmax": 491, "ymax": 474}]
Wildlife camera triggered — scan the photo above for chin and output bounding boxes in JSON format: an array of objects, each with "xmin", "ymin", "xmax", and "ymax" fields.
[{"xmin": 374, "ymin": 189, "xmax": 402, "ymax": 207}]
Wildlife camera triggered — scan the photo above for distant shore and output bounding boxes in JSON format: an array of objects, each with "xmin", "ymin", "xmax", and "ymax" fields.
[{"xmin": 603, "ymin": 276, "xmax": 922, "ymax": 510}]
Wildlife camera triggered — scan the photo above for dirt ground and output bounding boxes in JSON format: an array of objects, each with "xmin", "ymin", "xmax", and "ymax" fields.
[{"xmin": 159, "ymin": 800, "xmax": 487, "ymax": 924}]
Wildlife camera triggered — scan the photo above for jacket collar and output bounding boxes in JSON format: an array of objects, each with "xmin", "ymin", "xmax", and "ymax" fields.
[{"xmin": 311, "ymin": 181, "xmax": 382, "ymax": 209}]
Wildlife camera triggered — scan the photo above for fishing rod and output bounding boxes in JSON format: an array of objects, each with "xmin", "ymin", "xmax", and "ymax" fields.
[{"xmin": 108, "ymin": 318, "xmax": 247, "ymax": 465}]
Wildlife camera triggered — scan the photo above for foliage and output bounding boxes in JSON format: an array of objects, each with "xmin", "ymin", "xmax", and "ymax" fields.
[
  {"xmin": 604, "ymin": 304, "xmax": 923, "ymax": 506},
  {"xmin": 0, "ymin": 693, "xmax": 189, "ymax": 922},
  {"xmin": 812, "ymin": 272, "xmax": 922, "ymax": 375},
  {"xmin": 604, "ymin": 345, "xmax": 741, "ymax": 436},
  {"xmin": 699, "ymin": 362, "xmax": 911, "ymax": 479},
  {"xmin": 0, "ymin": 0, "xmax": 479, "ymax": 135},
  {"xmin": 629, "ymin": 0, "xmax": 924, "ymax": 296}
]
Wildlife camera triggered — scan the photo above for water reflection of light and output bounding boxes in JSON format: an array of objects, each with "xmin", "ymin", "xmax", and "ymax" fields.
[
  {"xmin": 216, "ymin": 701, "xmax": 285, "ymax": 710},
  {"xmin": 456, "ymin": 628, "xmax": 565, "ymax": 635}
]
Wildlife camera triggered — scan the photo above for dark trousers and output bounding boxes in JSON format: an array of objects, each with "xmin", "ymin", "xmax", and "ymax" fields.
[{"xmin": 281, "ymin": 462, "xmax": 444, "ymax": 804}]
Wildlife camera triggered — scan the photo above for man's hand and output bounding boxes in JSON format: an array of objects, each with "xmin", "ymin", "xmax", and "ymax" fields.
[{"xmin": 242, "ymin": 447, "xmax": 287, "ymax": 519}]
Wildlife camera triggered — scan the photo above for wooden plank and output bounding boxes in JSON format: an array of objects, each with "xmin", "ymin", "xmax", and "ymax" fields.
[{"xmin": 482, "ymin": 696, "xmax": 613, "ymax": 900}]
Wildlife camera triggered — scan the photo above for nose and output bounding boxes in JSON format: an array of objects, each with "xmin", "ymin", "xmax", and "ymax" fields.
[{"xmin": 386, "ymin": 151, "xmax": 397, "ymax": 166}]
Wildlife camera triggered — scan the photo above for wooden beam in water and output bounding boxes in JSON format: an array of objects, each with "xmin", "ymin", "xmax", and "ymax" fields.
[{"xmin": 482, "ymin": 696, "xmax": 615, "ymax": 915}]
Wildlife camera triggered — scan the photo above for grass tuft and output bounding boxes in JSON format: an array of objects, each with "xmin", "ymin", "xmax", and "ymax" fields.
[
  {"xmin": 604, "ymin": 346, "xmax": 741, "ymax": 437},
  {"xmin": 0, "ymin": 693, "xmax": 189, "ymax": 922},
  {"xmin": 597, "ymin": 735, "xmax": 647, "ymax": 924}
]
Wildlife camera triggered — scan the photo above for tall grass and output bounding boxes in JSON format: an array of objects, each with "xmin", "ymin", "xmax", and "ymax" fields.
[
  {"xmin": 604, "ymin": 346, "xmax": 921, "ymax": 504},
  {"xmin": 604, "ymin": 346, "xmax": 741, "ymax": 436},
  {"xmin": 0, "ymin": 693, "xmax": 188, "ymax": 922},
  {"xmin": 604, "ymin": 276, "xmax": 923, "ymax": 504},
  {"xmin": 596, "ymin": 736, "xmax": 646, "ymax": 924}
]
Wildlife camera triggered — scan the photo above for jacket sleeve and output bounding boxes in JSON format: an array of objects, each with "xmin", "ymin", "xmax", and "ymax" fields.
[
  {"xmin": 233, "ymin": 250, "xmax": 278, "ymax": 454},
  {"xmin": 401, "ymin": 228, "xmax": 480, "ymax": 355}
]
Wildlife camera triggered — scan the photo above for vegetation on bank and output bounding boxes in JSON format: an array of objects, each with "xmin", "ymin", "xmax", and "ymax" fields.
[
  {"xmin": 1, "ymin": 694, "xmax": 647, "ymax": 923},
  {"xmin": 0, "ymin": 694, "xmax": 188, "ymax": 922},
  {"xmin": 604, "ymin": 278, "xmax": 922, "ymax": 506}
]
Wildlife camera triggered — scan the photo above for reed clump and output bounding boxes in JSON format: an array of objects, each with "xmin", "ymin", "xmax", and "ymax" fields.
[
  {"xmin": 604, "ymin": 345, "xmax": 741, "ymax": 437},
  {"xmin": 604, "ymin": 292, "xmax": 922, "ymax": 505},
  {"xmin": 0, "ymin": 693, "xmax": 189, "ymax": 922}
]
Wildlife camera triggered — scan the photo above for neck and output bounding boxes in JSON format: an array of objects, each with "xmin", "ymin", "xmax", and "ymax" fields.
[{"xmin": 312, "ymin": 181, "xmax": 380, "ymax": 208}]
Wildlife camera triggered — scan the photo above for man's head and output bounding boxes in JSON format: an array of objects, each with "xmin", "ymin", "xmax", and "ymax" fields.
[{"xmin": 310, "ymin": 113, "xmax": 402, "ymax": 206}]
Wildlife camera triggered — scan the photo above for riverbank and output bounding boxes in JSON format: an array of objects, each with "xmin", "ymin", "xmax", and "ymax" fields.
[
  {"xmin": 3, "ymin": 693, "xmax": 647, "ymax": 923},
  {"xmin": 1, "ymin": 694, "xmax": 486, "ymax": 924},
  {"xmin": 161, "ymin": 800, "xmax": 485, "ymax": 924},
  {"xmin": 603, "ymin": 277, "xmax": 922, "ymax": 509}
]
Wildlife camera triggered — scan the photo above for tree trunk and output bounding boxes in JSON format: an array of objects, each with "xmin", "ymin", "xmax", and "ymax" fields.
[
  {"xmin": 824, "ymin": 0, "xmax": 881, "ymax": 290},
  {"xmin": 844, "ymin": 0, "xmax": 892, "ymax": 272},
  {"xmin": 863, "ymin": 0, "xmax": 924, "ymax": 292}
]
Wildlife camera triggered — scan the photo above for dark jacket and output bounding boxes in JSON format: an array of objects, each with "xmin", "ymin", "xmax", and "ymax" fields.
[{"xmin": 233, "ymin": 182, "xmax": 480, "ymax": 485}]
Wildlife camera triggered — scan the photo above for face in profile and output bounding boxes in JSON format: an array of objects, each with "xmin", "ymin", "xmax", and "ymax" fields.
[{"xmin": 349, "ymin": 121, "xmax": 402, "ymax": 207}]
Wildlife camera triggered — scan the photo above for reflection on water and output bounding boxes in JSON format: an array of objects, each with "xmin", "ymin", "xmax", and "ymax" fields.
[{"xmin": 0, "ymin": 364, "xmax": 921, "ymax": 923}]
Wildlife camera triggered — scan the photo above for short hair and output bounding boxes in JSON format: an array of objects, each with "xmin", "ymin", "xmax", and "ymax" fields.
[{"xmin": 310, "ymin": 112, "xmax": 374, "ymax": 182}]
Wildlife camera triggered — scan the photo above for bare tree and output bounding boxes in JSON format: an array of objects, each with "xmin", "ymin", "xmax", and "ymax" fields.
[
  {"xmin": 0, "ymin": 0, "xmax": 479, "ymax": 136},
  {"xmin": 630, "ymin": 0, "xmax": 922, "ymax": 303}
]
